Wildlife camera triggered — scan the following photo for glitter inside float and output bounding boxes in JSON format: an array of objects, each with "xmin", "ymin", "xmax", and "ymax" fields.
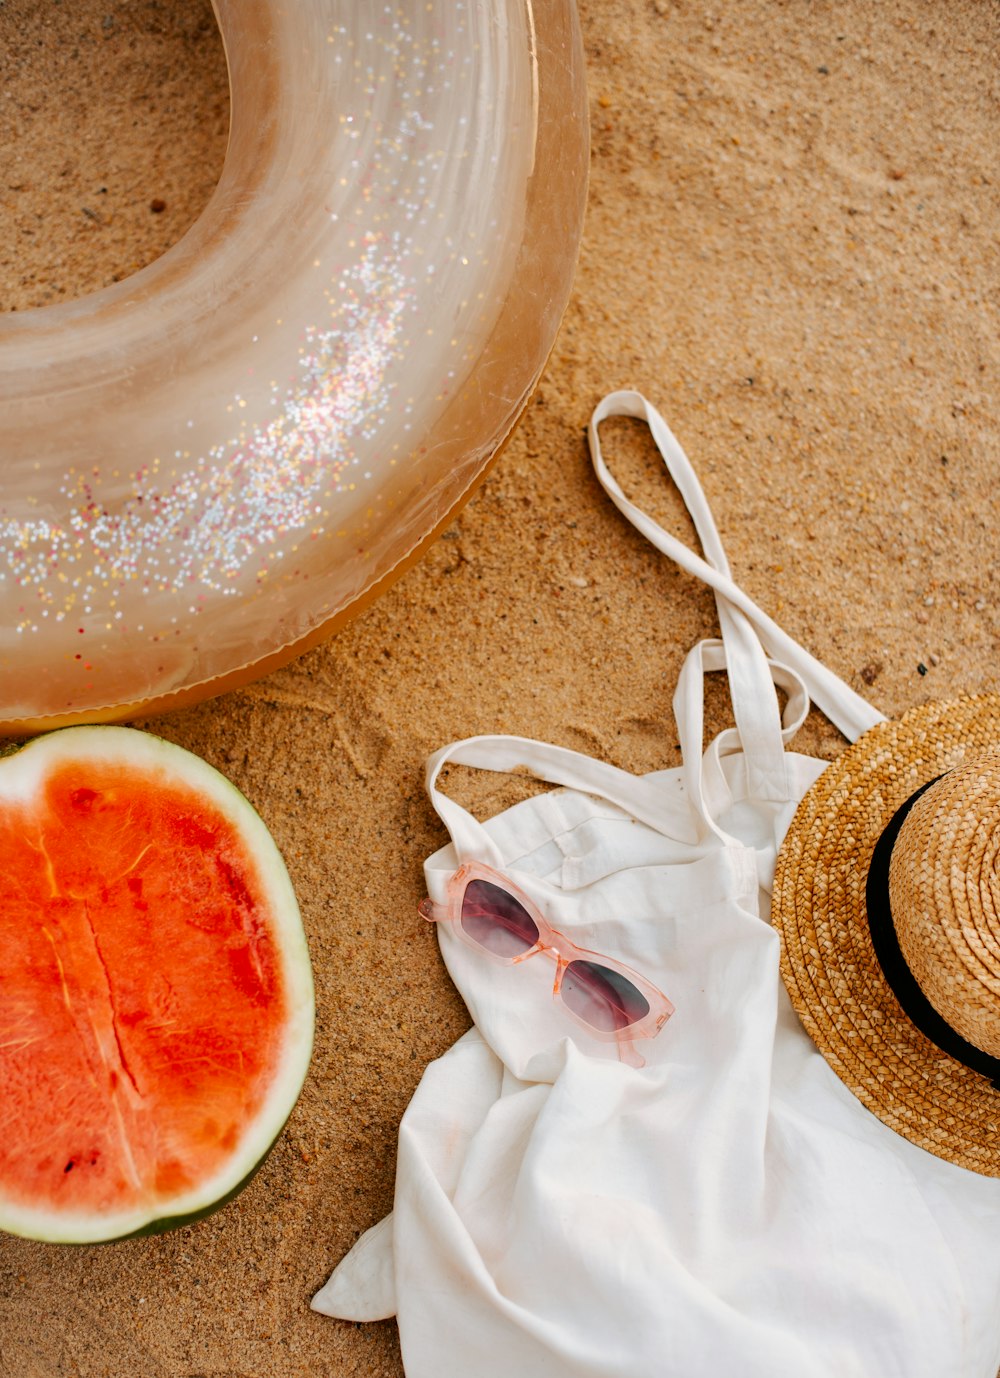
[{"xmin": 0, "ymin": 0, "xmax": 589, "ymax": 730}]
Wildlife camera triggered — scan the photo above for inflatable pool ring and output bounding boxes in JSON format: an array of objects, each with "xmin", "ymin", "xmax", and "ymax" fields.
[{"xmin": 0, "ymin": 0, "xmax": 588, "ymax": 734}]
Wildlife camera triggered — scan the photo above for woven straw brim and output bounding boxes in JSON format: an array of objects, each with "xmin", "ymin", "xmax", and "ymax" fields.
[{"xmin": 772, "ymin": 694, "xmax": 1000, "ymax": 1176}]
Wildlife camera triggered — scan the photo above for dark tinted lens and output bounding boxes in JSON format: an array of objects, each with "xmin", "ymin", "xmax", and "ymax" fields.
[
  {"xmin": 461, "ymin": 879, "xmax": 540, "ymax": 958},
  {"xmin": 561, "ymin": 959, "xmax": 651, "ymax": 1032}
]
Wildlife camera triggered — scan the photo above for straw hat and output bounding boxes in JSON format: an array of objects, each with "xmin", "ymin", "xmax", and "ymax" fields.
[{"xmin": 772, "ymin": 694, "xmax": 1000, "ymax": 1176}]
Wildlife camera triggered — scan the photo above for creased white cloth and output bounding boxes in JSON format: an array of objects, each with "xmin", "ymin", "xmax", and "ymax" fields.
[{"xmin": 314, "ymin": 393, "xmax": 1000, "ymax": 1378}]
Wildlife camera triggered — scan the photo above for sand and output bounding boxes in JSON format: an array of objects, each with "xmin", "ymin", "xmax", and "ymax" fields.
[{"xmin": 0, "ymin": 0, "xmax": 998, "ymax": 1373}]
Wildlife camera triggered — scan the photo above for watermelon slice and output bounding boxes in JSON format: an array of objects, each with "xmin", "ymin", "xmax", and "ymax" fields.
[{"xmin": 0, "ymin": 726, "xmax": 314, "ymax": 1243}]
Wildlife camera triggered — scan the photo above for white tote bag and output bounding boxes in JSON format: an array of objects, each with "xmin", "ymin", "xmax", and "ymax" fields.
[{"xmin": 315, "ymin": 392, "xmax": 1000, "ymax": 1377}]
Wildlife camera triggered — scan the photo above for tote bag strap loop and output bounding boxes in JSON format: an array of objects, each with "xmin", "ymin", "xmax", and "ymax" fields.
[
  {"xmin": 425, "ymin": 733, "xmax": 699, "ymax": 867},
  {"xmin": 675, "ymin": 639, "xmax": 812, "ymax": 842},
  {"xmin": 588, "ymin": 391, "xmax": 885, "ymax": 747},
  {"xmin": 590, "ymin": 391, "xmax": 790, "ymax": 801}
]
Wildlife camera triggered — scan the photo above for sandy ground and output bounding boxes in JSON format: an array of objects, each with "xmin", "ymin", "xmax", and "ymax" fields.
[{"xmin": 0, "ymin": 0, "xmax": 998, "ymax": 1373}]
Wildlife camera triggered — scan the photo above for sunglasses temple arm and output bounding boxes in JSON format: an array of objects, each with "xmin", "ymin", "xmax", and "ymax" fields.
[
  {"xmin": 417, "ymin": 897, "xmax": 447, "ymax": 923},
  {"xmin": 615, "ymin": 1030, "xmax": 646, "ymax": 1069}
]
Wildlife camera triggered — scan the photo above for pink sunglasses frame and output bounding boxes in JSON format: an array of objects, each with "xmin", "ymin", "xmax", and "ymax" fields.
[{"xmin": 419, "ymin": 861, "xmax": 675, "ymax": 1068}]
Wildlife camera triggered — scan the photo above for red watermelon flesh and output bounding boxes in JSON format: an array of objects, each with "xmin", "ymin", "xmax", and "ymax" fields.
[{"xmin": 0, "ymin": 727, "xmax": 314, "ymax": 1242}]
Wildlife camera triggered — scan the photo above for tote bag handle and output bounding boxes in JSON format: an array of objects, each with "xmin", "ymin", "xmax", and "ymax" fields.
[
  {"xmin": 588, "ymin": 392, "xmax": 884, "ymax": 749},
  {"xmin": 424, "ymin": 733, "xmax": 699, "ymax": 869}
]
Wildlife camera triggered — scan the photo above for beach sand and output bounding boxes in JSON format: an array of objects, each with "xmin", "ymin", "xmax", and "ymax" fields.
[{"xmin": 1, "ymin": 0, "xmax": 997, "ymax": 1373}]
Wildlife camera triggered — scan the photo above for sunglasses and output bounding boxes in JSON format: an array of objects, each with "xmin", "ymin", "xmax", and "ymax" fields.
[{"xmin": 418, "ymin": 862, "xmax": 674, "ymax": 1067}]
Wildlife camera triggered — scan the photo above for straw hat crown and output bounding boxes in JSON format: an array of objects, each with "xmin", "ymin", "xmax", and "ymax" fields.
[
  {"xmin": 772, "ymin": 694, "xmax": 1000, "ymax": 1175},
  {"xmin": 888, "ymin": 753, "xmax": 1000, "ymax": 1060}
]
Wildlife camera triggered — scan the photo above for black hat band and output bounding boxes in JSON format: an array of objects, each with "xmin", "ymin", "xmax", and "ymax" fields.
[{"xmin": 865, "ymin": 777, "xmax": 1000, "ymax": 1092}]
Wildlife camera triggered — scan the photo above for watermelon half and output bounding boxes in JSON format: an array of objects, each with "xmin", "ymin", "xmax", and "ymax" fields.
[{"xmin": 0, "ymin": 726, "xmax": 314, "ymax": 1243}]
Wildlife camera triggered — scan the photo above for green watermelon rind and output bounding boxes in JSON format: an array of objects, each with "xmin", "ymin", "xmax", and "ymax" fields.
[
  {"xmin": 120, "ymin": 1115, "xmax": 289, "ymax": 1241},
  {"xmin": 0, "ymin": 725, "xmax": 315, "ymax": 1245}
]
